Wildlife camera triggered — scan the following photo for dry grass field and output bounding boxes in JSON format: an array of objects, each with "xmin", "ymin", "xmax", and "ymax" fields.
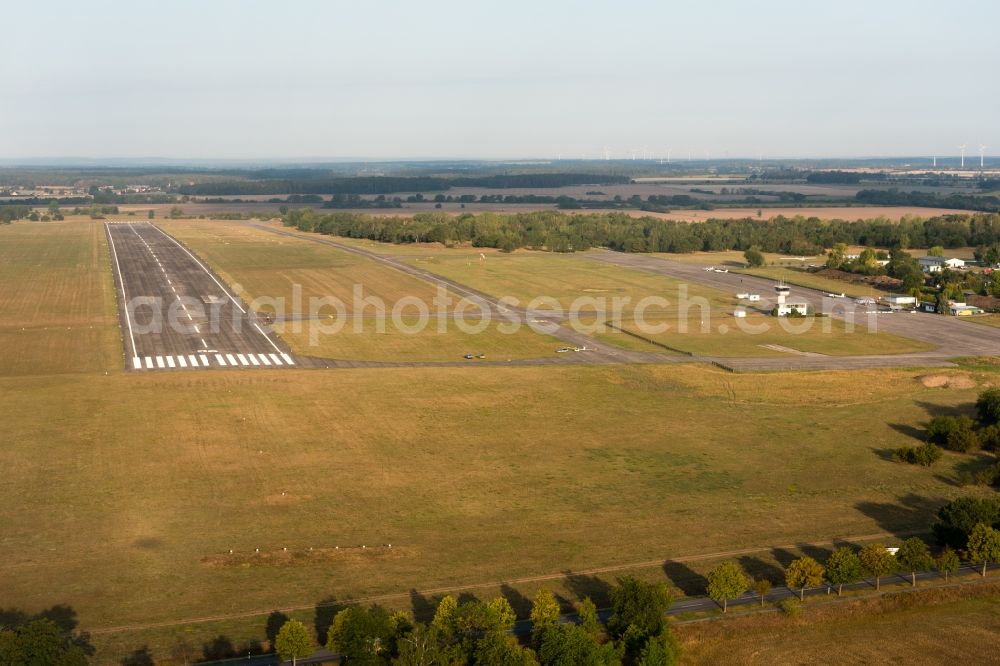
[
  {"xmin": 617, "ymin": 313, "xmax": 932, "ymax": 357},
  {"xmin": 0, "ymin": 218, "xmax": 994, "ymax": 663},
  {"xmin": 678, "ymin": 583, "xmax": 1000, "ymax": 664},
  {"xmin": 0, "ymin": 220, "xmax": 121, "ymax": 376},
  {"xmin": 1, "ymin": 361, "xmax": 991, "ymax": 661}
]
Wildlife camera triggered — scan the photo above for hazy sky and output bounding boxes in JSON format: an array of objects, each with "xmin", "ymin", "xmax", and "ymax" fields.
[{"xmin": 1, "ymin": 0, "xmax": 997, "ymax": 160}]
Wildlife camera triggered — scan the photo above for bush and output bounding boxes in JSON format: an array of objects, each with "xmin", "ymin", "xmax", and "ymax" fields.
[
  {"xmin": 778, "ymin": 598, "xmax": 800, "ymax": 617},
  {"xmin": 926, "ymin": 415, "xmax": 958, "ymax": 445},
  {"xmin": 945, "ymin": 417, "xmax": 980, "ymax": 453},
  {"xmin": 976, "ymin": 388, "xmax": 1000, "ymax": 425},
  {"xmin": 958, "ymin": 462, "xmax": 1000, "ymax": 487},
  {"xmin": 980, "ymin": 424, "xmax": 1000, "ymax": 451},
  {"xmin": 893, "ymin": 443, "xmax": 943, "ymax": 466}
]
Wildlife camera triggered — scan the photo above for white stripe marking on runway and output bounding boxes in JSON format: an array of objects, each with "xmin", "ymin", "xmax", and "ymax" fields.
[
  {"xmin": 132, "ymin": 357, "xmax": 142, "ymax": 369},
  {"xmin": 156, "ymin": 356, "xmax": 165, "ymax": 368},
  {"xmin": 105, "ymin": 225, "xmax": 138, "ymax": 363},
  {"xmin": 258, "ymin": 353, "xmax": 272, "ymax": 366},
  {"xmin": 177, "ymin": 355, "xmax": 187, "ymax": 368},
  {"xmin": 166, "ymin": 356, "xmax": 176, "ymax": 368},
  {"xmin": 248, "ymin": 354, "xmax": 260, "ymax": 366},
  {"xmin": 281, "ymin": 353, "xmax": 294, "ymax": 365},
  {"xmin": 199, "ymin": 354, "xmax": 209, "ymax": 367},
  {"xmin": 215, "ymin": 354, "xmax": 226, "ymax": 366},
  {"xmin": 269, "ymin": 353, "xmax": 283, "ymax": 366},
  {"xmin": 226, "ymin": 353, "xmax": 238, "ymax": 366},
  {"xmin": 145, "ymin": 357, "xmax": 153, "ymax": 369},
  {"xmin": 189, "ymin": 354, "xmax": 199, "ymax": 367},
  {"xmin": 236, "ymin": 353, "xmax": 249, "ymax": 366}
]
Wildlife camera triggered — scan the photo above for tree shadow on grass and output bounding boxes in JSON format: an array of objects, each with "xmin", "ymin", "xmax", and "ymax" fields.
[
  {"xmin": 409, "ymin": 588, "xmax": 441, "ymax": 623},
  {"xmin": 854, "ymin": 493, "xmax": 940, "ymax": 536},
  {"xmin": 314, "ymin": 596, "xmax": 344, "ymax": 646},
  {"xmin": 799, "ymin": 543, "xmax": 834, "ymax": 563},
  {"xmin": 120, "ymin": 647, "xmax": 154, "ymax": 666},
  {"xmin": 500, "ymin": 583, "xmax": 532, "ymax": 618},
  {"xmin": 562, "ymin": 572, "xmax": 613, "ymax": 608},
  {"xmin": 265, "ymin": 610, "xmax": 290, "ymax": 646},
  {"xmin": 662, "ymin": 560, "xmax": 708, "ymax": 597},
  {"xmin": 888, "ymin": 422, "xmax": 927, "ymax": 442},
  {"xmin": 737, "ymin": 555, "xmax": 784, "ymax": 585}
]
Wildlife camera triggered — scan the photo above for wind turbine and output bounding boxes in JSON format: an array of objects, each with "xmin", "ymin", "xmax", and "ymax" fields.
[
  {"xmin": 603, "ymin": 146, "xmax": 611, "ymax": 161},
  {"xmin": 980, "ymin": 144, "xmax": 987, "ymax": 168},
  {"xmin": 959, "ymin": 144, "xmax": 966, "ymax": 168}
]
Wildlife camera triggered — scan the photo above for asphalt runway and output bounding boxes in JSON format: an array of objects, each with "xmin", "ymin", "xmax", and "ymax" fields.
[{"xmin": 106, "ymin": 222, "xmax": 295, "ymax": 371}]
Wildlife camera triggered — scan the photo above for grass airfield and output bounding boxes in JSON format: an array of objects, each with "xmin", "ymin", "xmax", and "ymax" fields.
[{"xmin": 0, "ymin": 217, "xmax": 991, "ymax": 662}]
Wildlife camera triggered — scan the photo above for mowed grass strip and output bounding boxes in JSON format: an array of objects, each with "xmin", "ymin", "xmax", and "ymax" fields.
[
  {"xmin": 0, "ymin": 220, "xmax": 121, "ymax": 375},
  {"xmin": 617, "ymin": 312, "xmax": 934, "ymax": 357},
  {"xmin": 401, "ymin": 250, "xmax": 729, "ymax": 314},
  {"xmin": 0, "ymin": 364, "xmax": 983, "ymax": 649},
  {"xmin": 159, "ymin": 220, "xmax": 446, "ymax": 314},
  {"xmin": 279, "ymin": 315, "xmax": 566, "ymax": 362}
]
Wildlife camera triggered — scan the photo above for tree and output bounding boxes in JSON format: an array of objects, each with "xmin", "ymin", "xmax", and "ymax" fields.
[
  {"xmin": 0, "ymin": 618, "xmax": 89, "ymax": 666},
  {"xmin": 826, "ymin": 243, "xmax": 847, "ymax": 269},
  {"xmin": 858, "ymin": 543, "xmax": 896, "ymax": 590},
  {"xmin": 824, "ymin": 547, "xmax": 863, "ymax": 596},
  {"xmin": 638, "ymin": 628, "xmax": 681, "ymax": 666},
  {"xmin": 577, "ymin": 598, "xmax": 601, "ymax": 638},
  {"xmin": 274, "ymin": 619, "xmax": 312, "ymax": 666},
  {"xmin": 967, "ymin": 523, "xmax": 1000, "ymax": 577},
  {"xmin": 744, "ymin": 246, "xmax": 764, "ymax": 268},
  {"xmin": 706, "ymin": 561, "xmax": 749, "ymax": 612},
  {"xmin": 473, "ymin": 632, "xmax": 538, "ymax": 666},
  {"xmin": 431, "ymin": 595, "xmax": 458, "ymax": 642},
  {"xmin": 534, "ymin": 623, "xmax": 619, "ymax": 666},
  {"xmin": 895, "ymin": 537, "xmax": 934, "ymax": 587},
  {"xmin": 785, "ymin": 556, "xmax": 824, "ymax": 600},
  {"xmin": 168, "ymin": 205, "xmax": 184, "ymax": 218},
  {"xmin": 928, "ymin": 245, "xmax": 945, "ymax": 257},
  {"xmin": 147, "ymin": 210, "xmax": 155, "ymax": 219},
  {"xmin": 751, "ymin": 578, "xmax": 771, "ymax": 607},
  {"xmin": 936, "ymin": 547, "xmax": 960, "ymax": 581},
  {"xmin": 933, "ymin": 496, "xmax": 1000, "ymax": 549},
  {"xmin": 327, "ymin": 606, "xmax": 392, "ymax": 665},
  {"xmin": 607, "ymin": 576, "xmax": 672, "ymax": 647},
  {"xmin": 530, "ymin": 588, "xmax": 561, "ymax": 642},
  {"xmin": 977, "ymin": 388, "xmax": 1000, "ymax": 426}
]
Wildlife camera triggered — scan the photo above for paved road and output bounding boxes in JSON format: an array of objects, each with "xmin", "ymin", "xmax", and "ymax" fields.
[{"xmin": 106, "ymin": 222, "xmax": 296, "ymax": 371}]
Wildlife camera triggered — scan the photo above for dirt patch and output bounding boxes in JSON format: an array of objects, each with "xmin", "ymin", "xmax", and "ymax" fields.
[
  {"xmin": 918, "ymin": 374, "xmax": 976, "ymax": 389},
  {"xmin": 201, "ymin": 544, "xmax": 409, "ymax": 568},
  {"xmin": 759, "ymin": 344, "xmax": 825, "ymax": 357}
]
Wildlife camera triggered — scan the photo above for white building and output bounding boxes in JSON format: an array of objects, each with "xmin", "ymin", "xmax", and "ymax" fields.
[
  {"xmin": 775, "ymin": 302, "xmax": 809, "ymax": 316},
  {"xmin": 882, "ymin": 294, "xmax": 917, "ymax": 308},
  {"xmin": 944, "ymin": 257, "xmax": 966, "ymax": 269},
  {"xmin": 919, "ymin": 256, "xmax": 944, "ymax": 273}
]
